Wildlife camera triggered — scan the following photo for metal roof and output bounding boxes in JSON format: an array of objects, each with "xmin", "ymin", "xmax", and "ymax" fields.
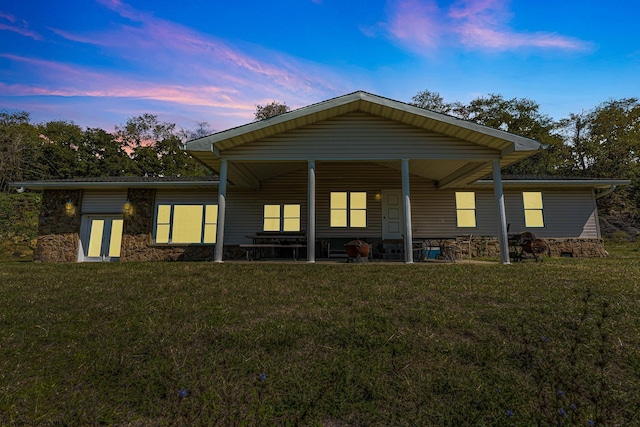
[
  {"xmin": 10, "ymin": 176, "xmax": 219, "ymax": 190},
  {"xmin": 472, "ymin": 177, "xmax": 630, "ymax": 189}
]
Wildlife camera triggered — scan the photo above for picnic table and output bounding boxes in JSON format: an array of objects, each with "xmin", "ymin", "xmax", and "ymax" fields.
[{"xmin": 240, "ymin": 232, "xmax": 307, "ymax": 261}]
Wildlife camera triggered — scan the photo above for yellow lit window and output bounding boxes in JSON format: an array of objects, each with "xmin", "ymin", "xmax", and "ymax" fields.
[
  {"xmin": 156, "ymin": 205, "xmax": 171, "ymax": 243},
  {"xmin": 263, "ymin": 204, "xmax": 301, "ymax": 232},
  {"xmin": 331, "ymin": 192, "xmax": 366, "ymax": 228},
  {"xmin": 264, "ymin": 205, "xmax": 281, "ymax": 231},
  {"xmin": 109, "ymin": 219, "xmax": 123, "ymax": 257},
  {"xmin": 523, "ymin": 192, "xmax": 544, "ymax": 227},
  {"xmin": 155, "ymin": 204, "xmax": 218, "ymax": 244},
  {"xmin": 455, "ymin": 192, "xmax": 476, "ymax": 228},
  {"xmin": 283, "ymin": 204, "xmax": 301, "ymax": 232},
  {"xmin": 204, "ymin": 205, "xmax": 218, "ymax": 243},
  {"xmin": 87, "ymin": 219, "xmax": 105, "ymax": 257}
]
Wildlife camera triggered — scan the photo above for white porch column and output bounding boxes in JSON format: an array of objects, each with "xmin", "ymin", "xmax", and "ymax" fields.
[
  {"xmin": 401, "ymin": 159, "xmax": 414, "ymax": 264},
  {"xmin": 492, "ymin": 159, "xmax": 510, "ymax": 264},
  {"xmin": 214, "ymin": 159, "xmax": 228, "ymax": 263},
  {"xmin": 307, "ymin": 160, "xmax": 316, "ymax": 263}
]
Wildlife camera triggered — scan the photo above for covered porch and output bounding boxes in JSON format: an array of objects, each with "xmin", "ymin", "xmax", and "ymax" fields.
[{"xmin": 186, "ymin": 92, "xmax": 541, "ymax": 264}]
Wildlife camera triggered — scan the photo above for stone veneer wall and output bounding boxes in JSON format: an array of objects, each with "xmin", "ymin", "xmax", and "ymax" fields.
[
  {"xmin": 459, "ymin": 237, "xmax": 607, "ymax": 259},
  {"xmin": 119, "ymin": 189, "xmax": 215, "ymax": 262},
  {"xmin": 34, "ymin": 190, "xmax": 83, "ymax": 262}
]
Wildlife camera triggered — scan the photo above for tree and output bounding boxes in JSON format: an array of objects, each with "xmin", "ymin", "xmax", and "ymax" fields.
[
  {"xmin": 0, "ymin": 111, "xmax": 46, "ymax": 191},
  {"xmin": 410, "ymin": 89, "xmax": 452, "ymax": 114},
  {"xmin": 115, "ymin": 114, "xmax": 211, "ymax": 177},
  {"xmin": 254, "ymin": 101, "xmax": 290, "ymax": 121},
  {"xmin": 563, "ymin": 99, "xmax": 640, "ymax": 233},
  {"xmin": 410, "ymin": 91, "xmax": 569, "ymax": 176}
]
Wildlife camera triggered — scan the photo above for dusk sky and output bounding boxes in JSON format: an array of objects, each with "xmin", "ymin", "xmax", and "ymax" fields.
[{"xmin": 1, "ymin": 0, "xmax": 639, "ymax": 134}]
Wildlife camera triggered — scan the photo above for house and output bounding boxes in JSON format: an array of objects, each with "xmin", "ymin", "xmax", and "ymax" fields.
[{"xmin": 12, "ymin": 91, "xmax": 628, "ymax": 263}]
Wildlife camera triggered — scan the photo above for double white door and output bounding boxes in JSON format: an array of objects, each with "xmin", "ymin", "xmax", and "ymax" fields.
[{"xmin": 83, "ymin": 216, "xmax": 123, "ymax": 262}]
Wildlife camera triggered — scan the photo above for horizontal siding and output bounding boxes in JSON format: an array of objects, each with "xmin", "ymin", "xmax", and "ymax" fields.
[
  {"xmin": 81, "ymin": 191, "xmax": 127, "ymax": 214},
  {"xmin": 502, "ymin": 190, "xmax": 599, "ymax": 238},
  {"xmin": 155, "ymin": 191, "xmax": 217, "ymax": 205},
  {"xmin": 223, "ymin": 165, "xmax": 600, "ymax": 243},
  {"xmin": 221, "ymin": 112, "xmax": 500, "ymax": 161}
]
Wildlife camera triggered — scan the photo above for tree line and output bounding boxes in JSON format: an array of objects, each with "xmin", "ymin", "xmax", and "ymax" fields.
[
  {"xmin": 410, "ymin": 90, "xmax": 640, "ymax": 236},
  {"xmin": 1, "ymin": 95, "xmax": 638, "ymax": 236}
]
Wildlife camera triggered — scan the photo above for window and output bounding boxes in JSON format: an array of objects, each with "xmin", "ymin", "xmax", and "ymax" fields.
[
  {"xmin": 455, "ymin": 192, "xmax": 476, "ymax": 227},
  {"xmin": 330, "ymin": 192, "xmax": 367, "ymax": 228},
  {"xmin": 154, "ymin": 204, "xmax": 218, "ymax": 244},
  {"xmin": 523, "ymin": 192, "xmax": 544, "ymax": 227},
  {"xmin": 263, "ymin": 204, "xmax": 300, "ymax": 232}
]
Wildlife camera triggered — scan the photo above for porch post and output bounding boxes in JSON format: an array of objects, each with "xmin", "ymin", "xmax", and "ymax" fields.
[
  {"xmin": 214, "ymin": 159, "xmax": 228, "ymax": 263},
  {"xmin": 401, "ymin": 159, "xmax": 414, "ymax": 264},
  {"xmin": 307, "ymin": 160, "xmax": 316, "ymax": 263},
  {"xmin": 492, "ymin": 159, "xmax": 510, "ymax": 264}
]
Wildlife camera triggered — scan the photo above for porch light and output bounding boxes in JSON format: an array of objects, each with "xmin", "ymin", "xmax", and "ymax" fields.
[
  {"xmin": 64, "ymin": 199, "xmax": 75, "ymax": 216},
  {"xmin": 123, "ymin": 199, "xmax": 133, "ymax": 215}
]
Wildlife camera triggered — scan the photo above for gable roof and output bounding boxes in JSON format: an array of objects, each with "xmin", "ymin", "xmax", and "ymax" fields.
[{"xmin": 186, "ymin": 91, "xmax": 541, "ymax": 189}]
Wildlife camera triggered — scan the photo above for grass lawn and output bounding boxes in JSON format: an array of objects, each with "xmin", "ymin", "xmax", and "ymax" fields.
[{"xmin": 1, "ymin": 251, "xmax": 639, "ymax": 426}]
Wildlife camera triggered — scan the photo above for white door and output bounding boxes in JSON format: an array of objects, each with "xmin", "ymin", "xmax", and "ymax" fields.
[
  {"xmin": 83, "ymin": 216, "xmax": 124, "ymax": 262},
  {"xmin": 382, "ymin": 190, "xmax": 404, "ymax": 240}
]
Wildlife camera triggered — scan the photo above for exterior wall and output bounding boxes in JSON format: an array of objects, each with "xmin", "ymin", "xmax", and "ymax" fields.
[
  {"xmin": 30, "ymin": 167, "xmax": 605, "ymax": 262},
  {"xmin": 120, "ymin": 189, "xmax": 216, "ymax": 262},
  {"xmin": 224, "ymin": 163, "xmax": 601, "ymax": 244},
  {"xmin": 221, "ymin": 112, "xmax": 500, "ymax": 161},
  {"xmin": 34, "ymin": 190, "xmax": 82, "ymax": 262}
]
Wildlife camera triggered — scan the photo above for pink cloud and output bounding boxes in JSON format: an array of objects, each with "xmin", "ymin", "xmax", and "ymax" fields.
[
  {"xmin": 0, "ymin": 16, "xmax": 42, "ymax": 40},
  {"xmin": 385, "ymin": 0, "xmax": 442, "ymax": 48},
  {"xmin": 71, "ymin": 0, "xmax": 329, "ymax": 95},
  {"xmin": 0, "ymin": 12, "xmax": 16, "ymax": 22},
  {"xmin": 379, "ymin": 0, "xmax": 590, "ymax": 52}
]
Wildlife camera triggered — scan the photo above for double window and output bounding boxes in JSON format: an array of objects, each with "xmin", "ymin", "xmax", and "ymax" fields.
[
  {"xmin": 455, "ymin": 192, "xmax": 477, "ymax": 227},
  {"xmin": 155, "ymin": 204, "xmax": 218, "ymax": 244},
  {"xmin": 263, "ymin": 204, "xmax": 301, "ymax": 232},
  {"xmin": 330, "ymin": 192, "xmax": 367, "ymax": 227},
  {"xmin": 523, "ymin": 192, "xmax": 544, "ymax": 227}
]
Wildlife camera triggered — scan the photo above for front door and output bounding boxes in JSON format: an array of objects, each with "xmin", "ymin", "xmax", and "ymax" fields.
[
  {"xmin": 83, "ymin": 216, "xmax": 124, "ymax": 262},
  {"xmin": 382, "ymin": 190, "xmax": 404, "ymax": 240}
]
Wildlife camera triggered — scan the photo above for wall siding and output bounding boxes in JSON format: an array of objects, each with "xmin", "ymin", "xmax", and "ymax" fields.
[
  {"xmin": 221, "ymin": 112, "xmax": 500, "ymax": 161},
  {"xmin": 81, "ymin": 191, "xmax": 127, "ymax": 214},
  {"xmin": 223, "ymin": 163, "xmax": 601, "ymax": 244}
]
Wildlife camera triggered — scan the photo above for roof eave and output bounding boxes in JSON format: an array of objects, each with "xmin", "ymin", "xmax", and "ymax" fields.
[
  {"xmin": 186, "ymin": 91, "xmax": 542, "ymax": 156},
  {"xmin": 10, "ymin": 180, "xmax": 220, "ymax": 191},
  {"xmin": 472, "ymin": 179, "xmax": 631, "ymax": 189}
]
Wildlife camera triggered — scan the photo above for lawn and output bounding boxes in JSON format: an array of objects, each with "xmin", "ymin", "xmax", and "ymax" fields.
[{"xmin": 1, "ymin": 252, "xmax": 639, "ymax": 426}]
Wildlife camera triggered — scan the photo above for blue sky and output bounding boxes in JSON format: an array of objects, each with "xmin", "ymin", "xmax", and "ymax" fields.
[{"xmin": 1, "ymin": 0, "xmax": 639, "ymax": 133}]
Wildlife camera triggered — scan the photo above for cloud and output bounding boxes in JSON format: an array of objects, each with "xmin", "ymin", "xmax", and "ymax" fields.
[
  {"xmin": 0, "ymin": 54, "xmax": 255, "ymax": 111},
  {"xmin": 384, "ymin": 0, "xmax": 442, "ymax": 48},
  {"xmin": 2, "ymin": 0, "xmax": 350, "ymax": 129},
  {"xmin": 0, "ymin": 12, "xmax": 42, "ymax": 40},
  {"xmin": 77, "ymin": 0, "xmax": 340, "ymax": 96},
  {"xmin": 378, "ymin": 0, "xmax": 590, "ymax": 53},
  {"xmin": 0, "ymin": 12, "xmax": 16, "ymax": 22}
]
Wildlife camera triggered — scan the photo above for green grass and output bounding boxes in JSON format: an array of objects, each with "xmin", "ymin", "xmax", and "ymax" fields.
[{"xmin": 1, "ymin": 254, "xmax": 639, "ymax": 426}]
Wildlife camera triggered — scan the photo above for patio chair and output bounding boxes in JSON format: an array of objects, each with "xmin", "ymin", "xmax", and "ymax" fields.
[{"xmin": 457, "ymin": 234, "xmax": 473, "ymax": 260}]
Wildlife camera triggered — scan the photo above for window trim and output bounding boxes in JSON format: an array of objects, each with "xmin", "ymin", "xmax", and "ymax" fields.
[
  {"xmin": 153, "ymin": 203, "xmax": 218, "ymax": 245},
  {"xmin": 263, "ymin": 203, "xmax": 301, "ymax": 232},
  {"xmin": 455, "ymin": 191, "xmax": 477, "ymax": 228},
  {"xmin": 522, "ymin": 192, "xmax": 545, "ymax": 228},
  {"xmin": 330, "ymin": 191, "xmax": 367, "ymax": 228}
]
